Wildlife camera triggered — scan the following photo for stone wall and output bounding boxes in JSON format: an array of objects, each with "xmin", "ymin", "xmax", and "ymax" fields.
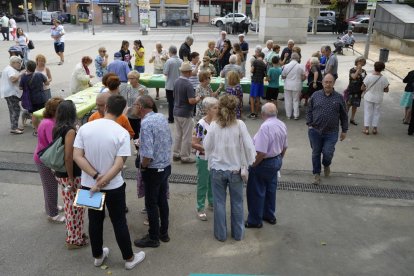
[
  {"xmin": 258, "ymin": 0, "xmax": 311, "ymax": 44},
  {"xmin": 373, "ymin": 30, "xmax": 414, "ymax": 56}
]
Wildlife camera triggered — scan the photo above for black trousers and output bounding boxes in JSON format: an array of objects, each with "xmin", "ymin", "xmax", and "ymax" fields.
[
  {"xmin": 86, "ymin": 183, "xmax": 133, "ymax": 260},
  {"xmin": 166, "ymin": 89, "xmax": 174, "ymax": 123},
  {"xmin": 142, "ymin": 165, "xmax": 171, "ymax": 241},
  {"xmin": 128, "ymin": 117, "xmax": 141, "ymax": 140},
  {"xmin": 409, "ymin": 99, "xmax": 414, "ymax": 135},
  {"xmin": 1, "ymin": 27, "xmax": 9, "ymax": 40}
]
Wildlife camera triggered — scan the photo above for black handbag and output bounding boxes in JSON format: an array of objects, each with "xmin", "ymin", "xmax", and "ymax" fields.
[{"xmin": 28, "ymin": 40, "xmax": 35, "ymax": 50}]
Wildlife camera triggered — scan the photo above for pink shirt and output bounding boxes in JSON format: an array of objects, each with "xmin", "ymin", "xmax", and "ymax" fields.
[
  {"xmin": 253, "ymin": 117, "xmax": 288, "ymax": 158},
  {"xmin": 33, "ymin": 118, "xmax": 55, "ymax": 164}
]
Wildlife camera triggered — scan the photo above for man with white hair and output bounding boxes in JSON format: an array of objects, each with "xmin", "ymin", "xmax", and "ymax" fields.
[
  {"xmin": 164, "ymin": 45, "xmax": 183, "ymax": 123},
  {"xmin": 281, "ymin": 52, "xmax": 306, "ymax": 120},
  {"xmin": 220, "ymin": 54, "xmax": 243, "ymax": 79},
  {"xmin": 250, "ymin": 45, "xmax": 262, "ymax": 67},
  {"xmin": 179, "ymin": 35, "xmax": 194, "ymax": 62},
  {"xmin": 262, "ymin": 40, "xmax": 273, "ymax": 58},
  {"xmin": 281, "ymin": 39, "xmax": 295, "ymax": 65},
  {"xmin": 149, "ymin": 42, "xmax": 168, "ymax": 100},
  {"xmin": 245, "ymin": 102, "xmax": 287, "ymax": 228},
  {"xmin": 0, "ymin": 56, "xmax": 23, "ymax": 134},
  {"xmin": 238, "ymin": 34, "xmax": 249, "ymax": 61},
  {"xmin": 216, "ymin": 31, "xmax": 227, "ymax": 52}
]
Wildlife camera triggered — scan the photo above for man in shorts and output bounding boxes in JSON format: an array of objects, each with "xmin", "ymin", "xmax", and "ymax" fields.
[
  {"xmin": 249, "ymin": 52, "xmax": 266, "ymax": 119},
  {"xmin": 51, "ymin": 19, "xmax": 65, "ymax": 65}
]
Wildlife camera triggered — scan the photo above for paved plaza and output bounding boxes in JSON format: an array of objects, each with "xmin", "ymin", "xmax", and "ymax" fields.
[{"xmin": 0, "ymin": 24, "xmax": 413, "ymax": 275}]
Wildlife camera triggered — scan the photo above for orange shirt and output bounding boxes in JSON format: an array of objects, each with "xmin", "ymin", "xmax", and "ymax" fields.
[{"xmin": 88, "ymin": 112, "xmax": 135, "ymax": 138}]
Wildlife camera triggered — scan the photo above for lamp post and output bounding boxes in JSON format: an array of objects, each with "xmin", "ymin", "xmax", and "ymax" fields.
[
  {"xmin": 90, "ymin": 0, "xmax": 95, "ymax": 35},
  {"xmin": 24, "ymin": 0, "xmax": 29, "ymax": 32}
]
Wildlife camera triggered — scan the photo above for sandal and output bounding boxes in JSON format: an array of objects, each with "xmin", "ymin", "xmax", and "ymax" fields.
[
  {"xmin": 65, "ymin": 239, "xmax": 89, "ymax": 250},
  {"xmin": 372, "ymin": 128, "xmax": 378, "ymax": 135},
  {"xmin": 48, "ymin": 214, "xmax": 65, "ymax": 224},
  {"xmin": 350, "ymin": 120, "xmax": 358, "ymax": 126},
  {"xmin": 362, "ymin": 129, "xmax": 369, "ymax": 135}
]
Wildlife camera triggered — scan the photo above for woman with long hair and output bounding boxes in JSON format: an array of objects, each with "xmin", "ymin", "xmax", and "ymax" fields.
[
  {"xmin": 120, "ymin": 40, "xmax": 132, "ymax": 69},
  {"xmin": 133, "ymin": 40, "xmax": 145, "ymax": 73},
  {"xmin": 35, "ymin": 54, "xmax": 53, "ymax": 100},
  {"xmin": 53, "ymin": 100, "xmax": 87, "ymax": 249},
  {"xmin": 232, "ymin": 42, "xmax": 245, "ymax": 75},
  {"xmin": 218, "ymin": 39, "xmax": 232, "ymax": 73},
  {"xmin": 34, "ymin": 97, "xmax": 64, "ymax": 223},
  {"xmin": 16, "ymin": 27, "xmax": 29, "ymax": 64},
  {"xmin": 204, "ymin": 95, "xmax": 256, "ymax": 241}
]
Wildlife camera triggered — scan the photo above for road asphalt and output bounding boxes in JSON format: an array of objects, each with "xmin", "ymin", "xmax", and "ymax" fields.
[{"xmin": 0, "ymin": 24, "xmax": 413, "ymax": 276}]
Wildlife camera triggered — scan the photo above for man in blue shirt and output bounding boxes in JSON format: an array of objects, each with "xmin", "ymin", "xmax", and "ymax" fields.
[
  {"xmin": 132, "ymin": 95, "xmax": 173, "ymax": 248},
  {"xmin": 107, "ymin": 52, "xmax": 130, "ymax": 83},
  {"xmin": 306, "ymin": 74, "xmax": 348, "ymax": 185}
]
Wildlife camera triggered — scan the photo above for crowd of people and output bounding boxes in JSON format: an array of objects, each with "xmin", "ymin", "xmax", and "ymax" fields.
[{"xmin": 1, "ymin": 20, "xmax": 414, "ymax": 270}]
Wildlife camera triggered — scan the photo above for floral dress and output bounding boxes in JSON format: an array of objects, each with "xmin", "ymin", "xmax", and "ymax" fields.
[
  {"xmin": 225, "ymin": 84, "xmax": 243, "ymax": 119},
  {"xmin": 205, "ymin": 49, "xmax": 220, "ymax": 78},
  {"xmin": 347, "ymin": 67, "xmax": 366, "ymax": 107},
  {"xmin": 195, "ymin": 84, "xmax": 214, "ymax": 121}
]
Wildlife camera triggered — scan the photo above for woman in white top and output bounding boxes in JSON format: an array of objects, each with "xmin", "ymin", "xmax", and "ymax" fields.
[
  {"xmin": 9, "ymin": 17, "xmax": 16, "ymax": 40},
  {"xmin": 15, "ymin": 27, "xmax": 29, "ymax": 65},
  {"xmin": 35, "ymin": 54, "xmax": 52, "ymax": 100},
  {"xmin": 362, "ymin": 61, "xmax": 390, "ymax": 135},
  {"xmin": 281, "ymin": 52, "xmax": 306, "ymax": 120},
  {"xmin": 204, "ymin": 94, "xmax": 256, "ymax": 241},
  {"xmin": 70, "ymin": 56, "xmax": 94, "ymax": 94},
  {"xmin": 192, "ymin": 97, "xmax": 219, "ymax": 221}
]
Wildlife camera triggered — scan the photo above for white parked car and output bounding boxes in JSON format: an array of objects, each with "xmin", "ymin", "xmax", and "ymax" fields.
[
  {"xmin": 349, "ymin": 17, "xmax": 370, "ymax": 33},
  {"xmin": 210, "ymin": 13, "xmax": 247, "ymax": 27}
]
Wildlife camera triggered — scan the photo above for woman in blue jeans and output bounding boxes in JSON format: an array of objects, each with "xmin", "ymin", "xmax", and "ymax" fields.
[{"xmin": 204, "ymin": 95, "xmax": 256, "ymax": 241}]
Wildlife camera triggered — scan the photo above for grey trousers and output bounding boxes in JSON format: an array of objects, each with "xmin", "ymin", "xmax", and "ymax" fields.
[
  {"xmin": 173, "ymin": 116, "xmax": 194, "ymax": 160},
  {"xmin": 5, "ymin": 95, "xmax": 21, "ymax": 130}
]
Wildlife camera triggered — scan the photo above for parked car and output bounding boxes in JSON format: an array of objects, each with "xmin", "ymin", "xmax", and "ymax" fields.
[
  {"xmin": 159, "ymin": 14, "xmax": 191, "ymax": 27},
  {"xmin": 345, "ymin": 14, "xmax": 369, "ymax": 23},
  {"xmin": 42, "ymin": 11, "xmax": 61, "ymax": 24},
  {"xmin": 349, "ymin": 17, "xmax": 370, "ymax": 33},
  {"xmin": 307, "ymin": 19, "xmax": 336, "ymax": 32},
  {"xmin": 250, "ymin": 20, "xmax": 259, "ymax": 32},
  {"xmin": 210, "ymin": 13, "xmax": 247, "ymax": 27},
  {"xmin": 13, "ymin": 13, "xmax": 26, "ymax": 22},
  {"xmin": 318, "ymin": 10, "xmax": 336, "ymax": 21}
]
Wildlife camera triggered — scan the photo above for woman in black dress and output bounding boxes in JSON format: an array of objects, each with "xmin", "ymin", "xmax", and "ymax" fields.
[
  {"xmin": 304, "ymin": 57, "xmax": 322, "ymax": 106},
  {"xmin": 346, "ymin": 56, "xmax": 367, "ymax": 126},
  {"xmin": 218, "ymin": 39, "xmax": 232, "ymax": 73}
]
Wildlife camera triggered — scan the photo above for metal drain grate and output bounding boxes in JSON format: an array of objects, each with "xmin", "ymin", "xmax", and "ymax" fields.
[{"xmin": 1, "ymin": 162, "xmax": 414, "ymax": 200}]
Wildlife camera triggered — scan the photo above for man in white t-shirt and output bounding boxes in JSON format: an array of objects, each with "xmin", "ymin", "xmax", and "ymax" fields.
[
  {"xmin": 51, "ymin": 19, "xmax": 65, "ymax": 65},
  {"xmin": 73, "ymin": 95, "xmax": 145, "ymax": 270},
  {"xmin": 0, "ymin": 13, "xmax": 10, "ymax": 41}
]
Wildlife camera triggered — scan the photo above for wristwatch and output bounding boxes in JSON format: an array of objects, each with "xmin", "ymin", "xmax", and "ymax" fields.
[{"xmin": 93, "ymin": 172, "xmax": 99, "ymax": 180}]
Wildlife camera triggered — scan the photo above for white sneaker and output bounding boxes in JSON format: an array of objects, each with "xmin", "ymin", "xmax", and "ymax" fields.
[
  {"xmin": 125, "ymin": 251, "xmax": 146, "ymax": 270},
  {"xmin": 94, "ymin": 247, "xmax": 109, "ymax": 267}
]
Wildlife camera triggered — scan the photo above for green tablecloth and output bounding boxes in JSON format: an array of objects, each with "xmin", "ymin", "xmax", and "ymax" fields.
[
  {"xmin": 138, "ymin": 73, "xmax": 308, "ymax": 94},
  {"xmin": 33, "ymin": 85, "xmax": 101, "ymax": 120}
]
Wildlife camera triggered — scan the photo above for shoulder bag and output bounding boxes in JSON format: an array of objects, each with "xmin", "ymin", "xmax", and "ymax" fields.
[
  {"xmin": 38, "ymin": 136, "xmax": 67, "ymax": 173},
  {"xmin": 28, "ymin": 40, "xmax": 35, "ymax": 50},
  {"xmin": 362, "ymin": 75, "xmax": 382, "ymax": 95},
  {"xmin": 238, "ymin": 121, "xmax": 249, "ymax": 183},
  {"xmin": 282, "ymin": 63, "xmax": 298, "ymax": 80}
]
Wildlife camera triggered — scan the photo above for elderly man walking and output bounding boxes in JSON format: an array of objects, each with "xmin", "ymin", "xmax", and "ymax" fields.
[
  {"xmin": 164, "ymin": 45, "xmax": 183, "ymax": 124},
  {"xmin": 246, "ymin": 103, "xmax": 287, "ymax": 228},
  {"xmin": 132, "ymin": 95, "xmax": 173, "ymax": 248},
  {"xmin": 306, "ymin": 74, "xmax": 348, "ymax": 185},
  {"xmin": 282, "ymin": 52, "xmax": 306, "ymax": 120},
  {"xmin": 179, "ymin": 35, "xmax": 194, "ymax": 62},
  {"xmin": 173, "ymin": 62, "xmax": 201, "ymax": 163}
]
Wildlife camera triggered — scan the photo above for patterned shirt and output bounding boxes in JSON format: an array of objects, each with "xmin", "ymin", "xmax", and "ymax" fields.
[
  {"xmin": 193, "ymin": 118, "xmax": 211, "ymax": 160},
  {"xmin": 140, "ymin": 112, "xmax": 173, "ymax": 169},
  {"xmin": 195, "ymin": 84, "xmax": 214, "ymax": 121},
  {"xmin": 95, "ymin": 55, "xmax": 108, "ymax": 78},
  {"xmin": 306, "ymin": 90, "xmax": 348, "ymax": 134},
  {"xmin": 225, "ymin": 84, "xmax": 243, "ymax": 119}
]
